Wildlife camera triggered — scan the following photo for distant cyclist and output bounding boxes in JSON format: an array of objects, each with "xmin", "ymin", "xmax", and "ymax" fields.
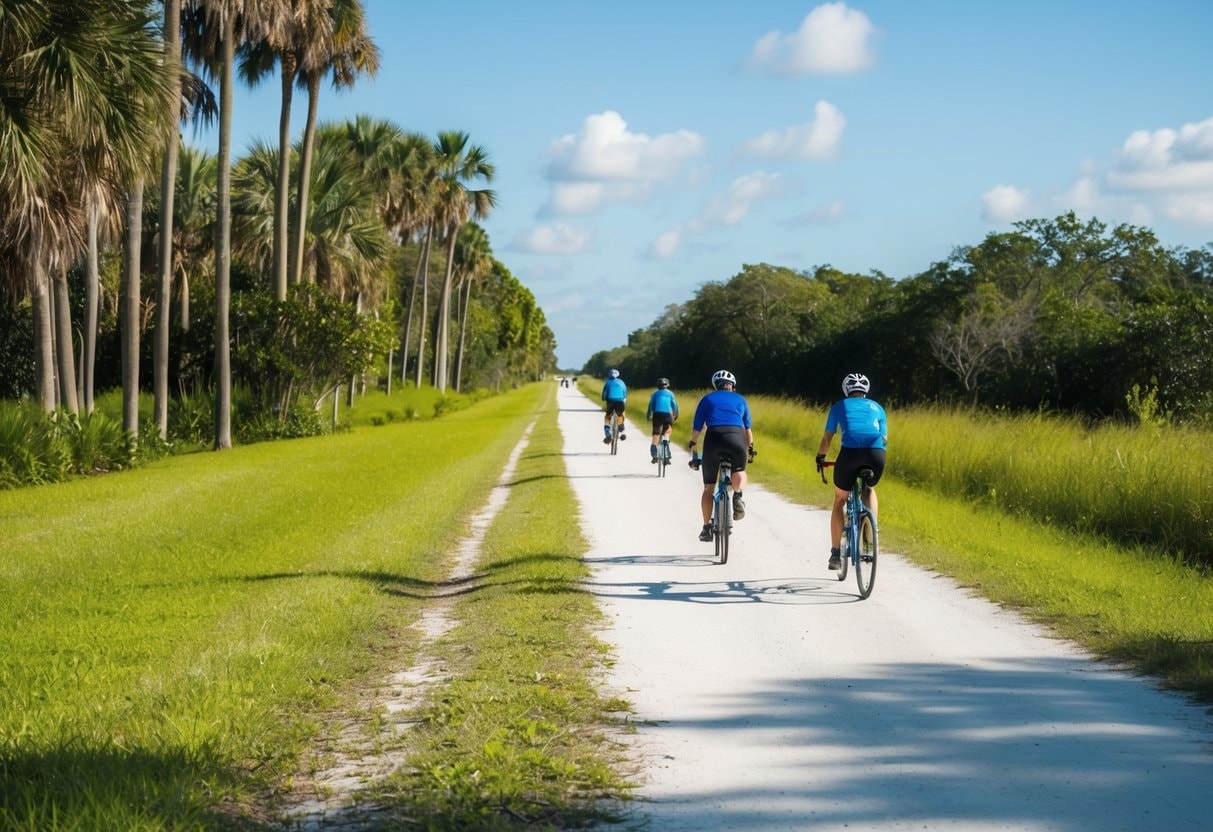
[
  {"xmin": 815, "ymin": 373, "xmax": 887, "ymax": 570},
  {"xmin": 646, "ymin": 378, "xmax": 679, "ymax": 463},
  {"xmin": 601, "ymin": 369, "xmax": 628, "ymax": 444},
  {"xmin": 688, "ymin": 370, "xmax": 754, "ymax": 542}
]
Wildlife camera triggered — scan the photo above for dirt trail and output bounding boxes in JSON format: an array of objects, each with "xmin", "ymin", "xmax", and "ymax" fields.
[{"xmin": 558, "ymin": 384, "xmax": 1213, "ymax": 831}]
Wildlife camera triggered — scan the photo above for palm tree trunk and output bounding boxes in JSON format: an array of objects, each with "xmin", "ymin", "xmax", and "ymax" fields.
[
  {"xmin": 122, "ymin": 178, "xmax": 144, "ymax": 436},
  {"xmin": 83, "ymin": 203, "xmax": 100, "ymax": 414},
  {"xmin": 273, "ymin": 51, "xmax": 296, "ymax": 299},
  {"xmin": 154, "ymin": 0, "xmax": 182, "ymax": 439},
  {"xmin": 53, "ymin": 268, "xmax": 79, "ymax": 414},
  {"xmin": 30, "ymin": 228, "xmax": 56, "ymax": 412},
  {"xmin": 401, "ymin": 226, "xmax": 430, "ymax": 386},
  {"xmin": 179, "ymin": 268, "xmax": 190, "ymax": 332},
  {"xmin": 213, "ymin": 17, "xmax": 235, "ymax": 450},
  {"xmin": 289, "ymin": 74, "xmax": 321, "ymax": 285},
  {"xmin": 435, "ymin": 225, "xmax": 459, "ymax": 393},
  {"xmin": 454, "ymin": 273, "xmax": 473, "ymax": 393},
  {"xmin": 414, "ymin": 225, "xmax": 433, "ymax": 388}
]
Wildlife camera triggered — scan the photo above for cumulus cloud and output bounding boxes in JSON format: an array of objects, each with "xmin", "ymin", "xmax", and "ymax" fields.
[
  {"xmin": 981, "ymin": 185, "xmax": 1031, "ymax": 222},
  {"xmin": 541, "ymin": 111, "xmax": 705, "ymax": 216},
  {"xmin": 739, "ymin": 100, "xmax": 846, "ymax": 161},
  {"xmin": 1107, "ymin": 117, "xmax": 1213, "ymax": 193},
  {"xmin": 509, "ymin": 224, "xmax": 596, "ymax": 255},
  {"xmin": 648, "ymin": 172, "xmax": 788, "ymax": 259},
  {"xmin": 746, "ymin": 2, "xmax": 877, "ymax": 76}
]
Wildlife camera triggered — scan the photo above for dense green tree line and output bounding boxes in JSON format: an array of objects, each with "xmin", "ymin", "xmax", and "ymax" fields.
[
  {"xmin": 0, "ymin": 0, "xmax": 554, "ymax": 451},
  {"xmin": 587, "ymin": 213, "xmax": 1213, "ymax": 422}
]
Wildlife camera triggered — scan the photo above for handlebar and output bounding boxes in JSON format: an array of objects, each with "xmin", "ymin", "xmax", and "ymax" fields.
[{"xmin": 817, "ymin": 459, "xmax": 834, "ymax": 484}]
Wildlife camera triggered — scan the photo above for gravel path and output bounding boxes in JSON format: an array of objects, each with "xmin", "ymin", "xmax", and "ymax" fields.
[{"xmin": 557, "ymin": 384, "xmax": 1213, "ymax": 831}]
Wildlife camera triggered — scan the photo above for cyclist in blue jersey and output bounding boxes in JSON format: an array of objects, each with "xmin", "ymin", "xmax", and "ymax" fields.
[
  {"xmin": 816, "ymin": 373, "xmax": 887, "ymax": 570},
  {"xmin": 688, "ymin": 370, "xmax": 755, "ymax": 542},
  {"xmin": 646, "ymin": 378, "xmax": 679, "ymax": 463},
  {"xmin": 601, "ymin": 369, "xmax": 628, "ymax": 444}
]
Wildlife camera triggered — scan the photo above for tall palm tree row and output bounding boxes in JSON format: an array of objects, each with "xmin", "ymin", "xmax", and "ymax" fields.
[{"xmin": 1, "ymin": 2, "xmax": 558, "ymax": 448}]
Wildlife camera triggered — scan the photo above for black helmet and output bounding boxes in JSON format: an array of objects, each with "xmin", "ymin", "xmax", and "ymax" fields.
[{"xmin": 657, "ymin": 378, "xmax": 670, "ymax": 388}]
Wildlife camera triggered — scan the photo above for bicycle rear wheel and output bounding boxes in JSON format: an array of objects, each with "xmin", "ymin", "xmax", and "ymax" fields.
[
  {"xmin": 855, "ymin": 512, "xmax": 878, "ymax": 599},
  {"xmin": 610, "ymin": 421, "xmax": 619, "ymax": 455},
  {"xmin": 715, "ymin": 495, "xmax": 731, "ymax": 564}
]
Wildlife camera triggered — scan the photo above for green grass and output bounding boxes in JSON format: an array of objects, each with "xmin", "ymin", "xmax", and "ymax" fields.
[
  {"xmin": 0, "ymin": 385, "xmax": 545, "ymax": 829},
  {"xmin": 365, "ymin": 392, "xmax": 636, "ymax": 829},
  {"xmin": 345, "ymin": 384, "xmax": 491, "ymax": 427}
]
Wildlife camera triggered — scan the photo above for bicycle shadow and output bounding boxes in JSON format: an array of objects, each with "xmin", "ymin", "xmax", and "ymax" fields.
[{"xmin": 582, "ymin": 573, "xmax": 860, "ymax": 606}]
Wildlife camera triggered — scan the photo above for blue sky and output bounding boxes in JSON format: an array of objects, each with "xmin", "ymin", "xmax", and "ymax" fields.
[{"xmin": 205, "ymin": 0, "xmax": 1213, "ymax": 369}]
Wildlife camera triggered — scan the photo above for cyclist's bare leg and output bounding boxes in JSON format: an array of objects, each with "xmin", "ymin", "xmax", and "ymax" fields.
[
  {"xmin": 730, "ymin": 470, "xmax": 747, "ymax": 493},
  {"xmin": 862, "ymin": 486, "xmax": 878, "ymax": 520},
  {"xmin": 700, "ymin": 484, "xmax": 714, "ymax": 524},
  {"xmin": 830, "ymin": 487, "xmax": 848, "ymax": 549}
]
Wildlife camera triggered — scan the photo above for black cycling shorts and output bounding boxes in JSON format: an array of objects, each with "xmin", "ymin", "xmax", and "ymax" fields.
[
  {"xmin": 701, "ymin": 425, "xmax": 747, "ymax": 485},
  {"xmin": 651, "ymin": 413, "xmax": 674, "ymax": 433},
  {"xmin": 833, "ymin": 446, "xmax": 885, "ymax": 491},
  {"xmin": 604, "ymin": 400, "xmax": 625, "ymax": 417}
]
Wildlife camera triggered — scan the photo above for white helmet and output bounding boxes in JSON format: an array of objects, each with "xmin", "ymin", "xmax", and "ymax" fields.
[
  {"xmin": 608, "ymin": 368, "xmax": 620, "ymax": 378},
  {"xmin": 711, "ymin": 369, "xmax": 736, "ymax": 390},
  {"xmin": 842, "ymin": 373, "xmax": 870, "ymax": 395}
]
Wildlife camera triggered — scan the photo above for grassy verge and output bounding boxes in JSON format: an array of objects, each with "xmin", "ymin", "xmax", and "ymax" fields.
[
  {"xmin": 365, "ymin": 395, "xmax": 636, "ymax": 829},
  {"xmin": 0, "ymin": 385, "xmax": 543, "ymax": 830}
]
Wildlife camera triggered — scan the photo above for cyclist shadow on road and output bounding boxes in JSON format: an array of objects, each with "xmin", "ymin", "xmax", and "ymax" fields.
[{"xmin": 583, "ymin": 571, "xmax": 858, "ymax": 606}]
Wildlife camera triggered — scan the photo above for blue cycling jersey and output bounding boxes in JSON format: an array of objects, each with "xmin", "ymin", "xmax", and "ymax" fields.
[
  {"xmin": 692, "ymin": 390, "xmax": 751, "ymax": 431},
  {"xmin": 647, "ymin": 389, "xmax": 678, "ymax": 418},
  {"xmin": 825, "ymin": 396, "xmax": 887, "ymax": 449},
  {"xmin": 601, "ymin": 378, "xmax": 627, "ymax": 401}
]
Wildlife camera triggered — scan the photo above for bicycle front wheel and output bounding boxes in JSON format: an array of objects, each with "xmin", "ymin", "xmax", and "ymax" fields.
[{"xmin": 855, "ymin": 513, "xmax": 878, "ymax": 599}]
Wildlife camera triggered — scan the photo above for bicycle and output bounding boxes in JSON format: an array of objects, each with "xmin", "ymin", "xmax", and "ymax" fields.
[
  {"xmin": 692, "ymin": 450, "xmax": 742, "ymax": 564},
  {"xmin": 656, "ymin": 435, "xmax": 672, "ymax": 477},
  {"xmin": 820, "ymin": 461, "xmax": 879, "ymax": 599}
]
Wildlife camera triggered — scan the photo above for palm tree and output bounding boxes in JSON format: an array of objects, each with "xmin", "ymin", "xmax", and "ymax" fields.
[
  {"xmin": 431, "ymin": 130, "xmax": 495, "ymax": 393},
  {"xmin": 289, "ymin": 0, "xmax": 379, "ymax": 287},
  {"xmin": 153, "ymin": 0, "xmax": 185, "ymax": 439},
  {"xmin": 184, "ymin": 0, "xmax": 288, "ymax": 448},
  {"xmin": 237, "ymin": 0, "xmax": 326, "ymax": 299},
  {"xmin": 0, "ymin": 0, "xmax": 173, "ymax": 413},
  {"xmin": 452, "ymin": 222, "xmax": 492, "ymax": 392},
  {"xmin": 170, "ymin": 144, "xmax": 219, "ymax": 332}
]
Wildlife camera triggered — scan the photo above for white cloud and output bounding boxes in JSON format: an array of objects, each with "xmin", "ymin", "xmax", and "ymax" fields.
[
  {"xmin": 510, "ymin": 224, "xmax": 596, "ymax": 255},
  {"xmin": 546, "ymin": 111, "xmax": 704, "ymax": 181},
  {"xmin": 981, "ymin": 185, "xmax": 1031, "ymax": 222},
  {"xmin": 739, "ymin": 100, "xmax": 846, "ymax": 161},
  {"xmin": 746, "ymin": 2, "xmax": 877, "ymax": 76},
  {"xmin": 648, "ymin": 172, "xmax": 788, "ymax": 259},
  {"xmin": 1160, "ymin": 194, "xmax": 1213, "ymax": 225},
  {"xmin": 1107, "ymin": 117, "xmax": 1213, "ymax": 193}
]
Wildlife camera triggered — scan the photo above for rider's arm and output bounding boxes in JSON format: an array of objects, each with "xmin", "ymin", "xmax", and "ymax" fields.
[{"xmin": 816, "ymin": 431, "xmax": 834, "ymax": 458}]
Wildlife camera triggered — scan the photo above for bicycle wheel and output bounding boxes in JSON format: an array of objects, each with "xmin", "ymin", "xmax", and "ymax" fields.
[
  {"xmin": 855, "ymin": 512, "xmax": 878, "ymax": 599},
  {"xmin": 610, "ymin": 420, "xmax": 619, "ymax": 455},
  {"xmin": 836, "ymin": 533, "xmax": 849, "ymax": 581},
  {"xmin": 715, "ymin": 494, "xmax": 731, "ymax": 564}
]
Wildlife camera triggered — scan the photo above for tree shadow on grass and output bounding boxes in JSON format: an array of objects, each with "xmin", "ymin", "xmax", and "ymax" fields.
[{"xmin": 0, "ymin": 745, "xmax": 272, "ymax": 831}]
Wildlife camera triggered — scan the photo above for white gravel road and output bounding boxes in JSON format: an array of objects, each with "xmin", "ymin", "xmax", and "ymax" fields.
[{"xmin": 557, "ymin": 384, "xmax": 1213, "ymax": 831}]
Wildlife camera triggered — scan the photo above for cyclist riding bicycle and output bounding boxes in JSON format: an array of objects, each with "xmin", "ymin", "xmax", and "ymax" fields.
[
  {"xmin": 688, "ymin": 370, "xmax": 755, "ymax": 542},
  {"xmin": 647, "ymin": 378, "xmax": 679, "ymax": 463},
  {"xmin": 601, "ymin": 369, "xmax": 628, "ymax": 444},
  {"xmin": 815, "ymin": 372, "xmax": 887, "ymax": 570}
]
